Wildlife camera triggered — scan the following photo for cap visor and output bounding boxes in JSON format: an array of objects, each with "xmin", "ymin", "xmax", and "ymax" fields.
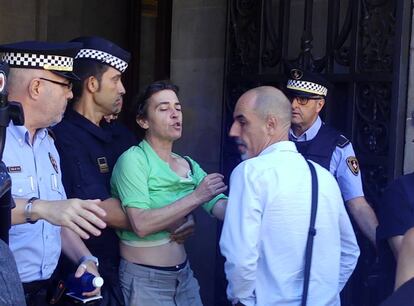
[{"xmin": 52, "ymin": 70, "xmax": 80, "ymax": 81}]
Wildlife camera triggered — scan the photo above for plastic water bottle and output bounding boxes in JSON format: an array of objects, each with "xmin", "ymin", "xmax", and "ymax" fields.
[{"xmin": 66, "ymin": 272, "xmax": 104, "ymax": 296}]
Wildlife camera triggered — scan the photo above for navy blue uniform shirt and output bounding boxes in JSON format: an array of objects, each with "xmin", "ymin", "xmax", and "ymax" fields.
[
  {"xmin": 377, "ymin": 172, "xmax": 414, "ymax": 300},
  {"xmin": 53, "ymin": 108, "xmax": 137, "ymax": 263},
  {"xmin": 377, "ymin": 172, "xmax": 414, "ymax": 243}
]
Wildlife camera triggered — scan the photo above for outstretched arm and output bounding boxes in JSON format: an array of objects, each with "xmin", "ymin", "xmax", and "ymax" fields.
[
  {"xmin": 12, "ymin": 198, "xmax": 106, "ymax": 239},
  {"xmin": 98, "ymin": 197, "xmax": 131, "ymax": 230}
]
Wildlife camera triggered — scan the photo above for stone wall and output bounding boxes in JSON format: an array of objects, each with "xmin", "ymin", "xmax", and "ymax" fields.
[
  {"xmin": 0, "ymin": 0, "xmax": 130, "ymax": 45},
  {"xmin": 0, "ymin": 0, "xmax": 47, "ymax": 42},
  {"xmin": 170, "ymin": 1, "xmax": 227, "ymax": 305}
]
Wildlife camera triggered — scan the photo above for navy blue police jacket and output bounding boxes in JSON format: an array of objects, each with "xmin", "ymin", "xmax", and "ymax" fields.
[
  {"xmin": 53, "ymin": 108, "xmax": 137, "ymax": 264},
  {"xmin": 294, "ymin": 124, "xmax": 349, "ymax": 171}
]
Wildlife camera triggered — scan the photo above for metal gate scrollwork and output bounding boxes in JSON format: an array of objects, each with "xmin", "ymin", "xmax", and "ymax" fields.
[{"xmin": 220, "ymin": 0, "xmax": 411, "ymax": 305}]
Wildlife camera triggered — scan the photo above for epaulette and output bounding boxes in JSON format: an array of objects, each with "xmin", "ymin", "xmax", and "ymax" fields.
[
  {"xmin": 336, "ymin": 135, "xmax": 350, "ymax": 148},
  {"xmin": 47, "ymin": 128, "xmax": 56, "ymax": 141}
]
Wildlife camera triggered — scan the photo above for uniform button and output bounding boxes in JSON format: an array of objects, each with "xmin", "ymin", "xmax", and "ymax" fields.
[
  {"xmin": 39, "ymin": 177, "xmax": 42, "ymax": 181},
  {"xmin": 76, "ymin": 184, "xmax": 81, "ymax": 188},
  {"xmin": 18, "ymin": 188, "xmax": 23, "ymax": 193}
]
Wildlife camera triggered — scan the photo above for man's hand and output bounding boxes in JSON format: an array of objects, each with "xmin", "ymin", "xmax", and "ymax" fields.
[
  {"xmin": 33, "ymin": 199, "xmax": 107, "ymax": 239},
  {"xmin": 193, "ymin": 173, "xmax": 227, "ymax": 204},
  {"xmin": 74, "ymin": 261, "xmax": 101, "ymax": 297},
  {"xmin": 170, "ymin": 214, "xmax": 196, "ymax": 244}
]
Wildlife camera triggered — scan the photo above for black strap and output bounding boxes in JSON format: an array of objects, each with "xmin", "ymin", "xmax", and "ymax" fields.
[
  {"xmin": 183, "ymin": 156, "xmax": 194, "ymax": 175},
  {"xmin": 301, "ymin": 160, "xmax": 318, "ymax": 306}
]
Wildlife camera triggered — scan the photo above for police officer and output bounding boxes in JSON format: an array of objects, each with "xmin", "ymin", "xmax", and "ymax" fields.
[
  {"xmin": 52, "ymin": 36, "xmax": 136, "ymax": 306},
  {"xmin": 286, "ymin": 68, "xmax": 378, "ymax": 245},
  {"xmin": 0, "ymin": 41, "xmax": 107, "ymax": 305},
  {"xmin": 52, "ymin": 36, "xmax": 195, "ymax": 306}
]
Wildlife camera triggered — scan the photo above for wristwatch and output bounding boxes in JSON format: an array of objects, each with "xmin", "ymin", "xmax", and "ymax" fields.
[
  {"xmin": 24, "ymin": 197, "xmax": 39, "ymax": 224},
  {"xmin": 79, "ymin": 255, "xmax": 99, "ymax": 267}
]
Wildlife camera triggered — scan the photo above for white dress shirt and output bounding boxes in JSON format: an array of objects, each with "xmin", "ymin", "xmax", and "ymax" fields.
[{"xmin": 220, "ymin": 141, "xmax": 359, "ymax": 306}]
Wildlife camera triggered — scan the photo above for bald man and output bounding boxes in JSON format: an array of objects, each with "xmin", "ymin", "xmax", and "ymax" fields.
[{"xmin": 220, "ymin": 86, "xmax": 359, "ymax": 306}]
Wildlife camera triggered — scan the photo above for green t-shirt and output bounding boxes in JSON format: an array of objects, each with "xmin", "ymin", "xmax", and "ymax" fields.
[{"xmin": 111, "ymin": 139, "xmax": 226, "ymax": 244}]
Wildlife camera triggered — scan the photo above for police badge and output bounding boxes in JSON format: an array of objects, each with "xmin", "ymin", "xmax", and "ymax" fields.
[
  {"xmin": 346, "ymin": 156, "xmax": 360, "ymax": 176},
  {"xmin": 49, "ymin": 152, "xmax": 59, "ymax": 174}
]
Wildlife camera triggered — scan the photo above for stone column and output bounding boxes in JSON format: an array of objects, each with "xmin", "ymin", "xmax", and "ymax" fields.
[{"xmin": 170, "ymin": 1, "xmax": 227, "ymax": 305}]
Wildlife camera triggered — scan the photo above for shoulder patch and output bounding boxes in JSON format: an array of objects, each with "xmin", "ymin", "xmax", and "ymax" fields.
[
  {"xmin": 346, "ymin": 156, "xmax": 359, "ymax": 176},
  {"xmin": 48, "ymin": 152, "xmax": 59, "ymax": 174},
  {"xmin": 336, "ymin": 135, "xmax": 350, "ymax": 148}
]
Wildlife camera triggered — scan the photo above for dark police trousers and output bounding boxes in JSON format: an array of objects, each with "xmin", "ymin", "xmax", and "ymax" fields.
[{"xmin": 23, "ymin": 279, "xmax": 51, "ymax": 306}]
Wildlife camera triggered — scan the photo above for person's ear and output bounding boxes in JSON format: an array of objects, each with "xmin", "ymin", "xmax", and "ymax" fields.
[
  {"xmin": 266, "ymin": 115, "xmax": 278, "ymax": 134},
  {"xmin": 86, "ymin": 76, "xmax": 99, "ymax": 93},
  {"xmin": 136, "ymin": 116, "xmax": 149, "ymax": 130},
  {"xmin": 28, "ymin": 78, "xmax": 41, "ymax": 99},
  {"xmin": 316, "ymin": 98, "xmax": 326, "ymax": 113}
]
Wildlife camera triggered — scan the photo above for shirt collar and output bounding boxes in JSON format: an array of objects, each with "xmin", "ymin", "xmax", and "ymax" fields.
[
  {"xmin": 63, "ymin": 108, "xmax": 113, "ymax": 143},
  {"xmin": 8, "ymin": 121, "xmax": 48, "ymax": 146},
  {"xmin": 289, "ymin": 116, "xmax": 322, "ymax": 142},
  {"xmin": 259, "ymin": 140, "xmax": 298, "ymax": 156}
]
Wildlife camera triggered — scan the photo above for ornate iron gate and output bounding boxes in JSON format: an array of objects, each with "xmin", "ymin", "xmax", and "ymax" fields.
[{"xmin": 219, "ymin": 1, "xmax": 412, "ymax": 305}]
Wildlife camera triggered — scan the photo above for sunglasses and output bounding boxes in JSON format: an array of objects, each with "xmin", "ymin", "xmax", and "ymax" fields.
[
  {"xmin": 39, "ymin": 77, "xmax": 73, "ymax": 91},
  {"xmin": 288, "ymin": 96, "xmax": 323, "ymax": 106}
]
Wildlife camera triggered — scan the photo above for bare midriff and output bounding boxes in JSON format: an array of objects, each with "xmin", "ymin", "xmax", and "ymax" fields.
[{"xmin": 120, "ymin": 240, "xmax": 187, "ymax": 266}]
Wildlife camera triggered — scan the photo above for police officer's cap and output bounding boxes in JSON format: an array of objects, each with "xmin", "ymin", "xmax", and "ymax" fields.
[
  {"xmin": 70, "ymin": 36, "xmax": 131, "ymax": 73},
  {"xmin": 0, "ymin": 41, "xmax": 82, "ymax": 80},
  {"xmin": 286, "ymin": 68, "xmax": 330, "ymax": 98}
]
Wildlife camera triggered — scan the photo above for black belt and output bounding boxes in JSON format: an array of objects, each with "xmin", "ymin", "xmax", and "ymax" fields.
[
  {"xmin": 134, "ymin": 259, "xmax": 188, "ymax": 271},
  {"xmin": 23, "ymin": 279, "xmax": 50, "ymax": 295}
]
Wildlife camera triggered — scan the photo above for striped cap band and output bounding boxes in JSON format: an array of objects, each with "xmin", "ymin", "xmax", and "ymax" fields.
[
  {"xmin": 75, "ymin": 48, "xmax": 128, "ymax": 72},
  {"xmin": 287, "ymin": 79, "xmax": 328, "ymax": 97},
  {"xmin": 1, "ymin": 52, "xmax": 73, "ymax": 71}
]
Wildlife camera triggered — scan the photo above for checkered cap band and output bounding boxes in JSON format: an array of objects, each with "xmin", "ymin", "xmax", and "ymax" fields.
[
  {"xmin": 76, "ymin": 49, "xmax": 128, "ymax": 72},
  {"xmin": 287, "ymin": 79, "xmax": 328, "ymax": 96},
  {"xmin": 0, "ymin": 52, "xmax": 73, "ymax": 71}
]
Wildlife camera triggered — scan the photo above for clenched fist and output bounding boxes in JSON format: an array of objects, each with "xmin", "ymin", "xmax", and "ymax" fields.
[{"xmin": 193, "ymin": 173, "xmax": 227, "ymax": 204}]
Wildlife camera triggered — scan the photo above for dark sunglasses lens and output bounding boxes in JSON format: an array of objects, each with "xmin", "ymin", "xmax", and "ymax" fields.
[{"xmin": 289, "ymin": 96, "xmax": 308, "ymax": 105}]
